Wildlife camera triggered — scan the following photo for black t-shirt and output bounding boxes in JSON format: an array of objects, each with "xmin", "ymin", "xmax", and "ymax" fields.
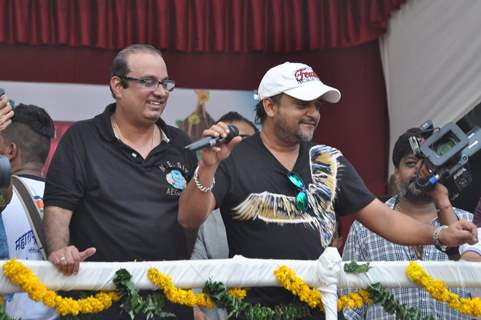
[
  {"xmin": 212, "ymin": 133, "xmax": 374, "ymax": 310},
  {"xmin": 44, "ymin": 104, "xmax": 198, "ymax": 262}
]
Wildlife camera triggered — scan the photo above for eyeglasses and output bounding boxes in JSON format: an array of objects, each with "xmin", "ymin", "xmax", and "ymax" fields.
[
  {"xmin": 287, "ymin": 171, "xmax": 308, "ymax": 211},
  {"xmin": 121, "ymin": 76, "xmax": 176, "ymax": 92}
]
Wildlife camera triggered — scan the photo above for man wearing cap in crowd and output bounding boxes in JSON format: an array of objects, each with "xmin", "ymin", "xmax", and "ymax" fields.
[{"xmin": 178, "ymin": 62, "xmax": 477, "ymax": 319}]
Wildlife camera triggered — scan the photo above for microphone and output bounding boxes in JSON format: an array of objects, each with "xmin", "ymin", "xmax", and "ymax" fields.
[
  {"xmin": 185, "ymin": 125, "xmax": 239, "ymax": 151},
  {"xmin": 412, "ymin": 174, "xmax": 440, "ymax": 195}
]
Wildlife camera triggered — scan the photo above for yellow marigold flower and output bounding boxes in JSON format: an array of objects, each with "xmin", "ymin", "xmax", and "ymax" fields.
[
  {"xmin": 406, "ymin": 261, "xmax": 481, "ymax": 318},
  {"xmin": 227, "ymin": 288, "xmax": 247, "ymax": 300},
  {"xmin": 2, "ymin": 259, "xmax": 117, "ymax": 316},
  {"xmin": 148, "ymin": 267, "xmax": 215, "ymax": 308},
  {"xmin": 274, "ymin": 265, "xmax": 324, "ymax": 309}
]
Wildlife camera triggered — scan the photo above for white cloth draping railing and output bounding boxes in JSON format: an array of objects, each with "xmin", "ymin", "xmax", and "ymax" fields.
[{"xmin": 3, "ymin": 248, "xmax": 481, "ymax": 320}]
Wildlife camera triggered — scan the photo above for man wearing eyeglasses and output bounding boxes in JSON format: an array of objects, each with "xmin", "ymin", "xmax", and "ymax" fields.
[
  {"xmin": 178, "ymin": 62, "xmax": 477, "ymax": 319},
  {"xmin": 44, "ymin": 44, "xmax": 196, "ymax": 319}
]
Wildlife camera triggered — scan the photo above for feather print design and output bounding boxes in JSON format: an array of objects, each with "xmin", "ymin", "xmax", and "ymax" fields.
[{"xmin": 232, "ymin": 145, "xmax": 342, "ymax": 248}]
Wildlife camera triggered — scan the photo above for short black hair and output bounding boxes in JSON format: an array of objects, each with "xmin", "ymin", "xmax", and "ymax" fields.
[
  {"xmin": 217, "ymin": 111, "xmax": 258, "ymax": 133},
  {"xmin": 255, "ymin": 93, "xmax": 282, "ymax": 124},
  {"xmin": 2, "ymin": 103, "xmax": 54, "ymax": 164},
  {"xmin": 110, "ymin": 44, "xmax": 163, "ymax": 97},
  {"xmin": 392, "ymin": 128, "xmax": 425, "ymax": 168}
]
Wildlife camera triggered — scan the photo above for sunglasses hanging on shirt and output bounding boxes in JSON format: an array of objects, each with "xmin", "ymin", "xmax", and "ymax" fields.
[{"xmin": 287, "ymin": 172, "xmax": 308, "ymax": 211}]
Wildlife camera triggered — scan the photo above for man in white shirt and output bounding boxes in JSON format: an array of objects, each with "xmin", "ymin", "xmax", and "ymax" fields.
[{"xmin": 0, "ymin": 100, "xmax": 57, "ymax": 320}]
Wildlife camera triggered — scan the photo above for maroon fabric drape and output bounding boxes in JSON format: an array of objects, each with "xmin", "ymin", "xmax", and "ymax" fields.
[
  {"xmin": 0, "ymin": 0, "xmax": 404, "ymax": 52},
  {"xmin": 42, "ymin": 121, "xmax": 71, "ymax": 176}
]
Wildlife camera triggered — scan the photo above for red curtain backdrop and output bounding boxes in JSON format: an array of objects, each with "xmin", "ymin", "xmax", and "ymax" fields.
[{"xmin": 0, "ymin": 0, "xmax": 403, "ymax": 52}]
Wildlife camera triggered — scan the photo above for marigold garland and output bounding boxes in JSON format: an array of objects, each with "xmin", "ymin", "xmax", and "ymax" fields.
[
  {"xmin": 9, "ymin": 258, "xmax": 480, "ymax": 319},
  {"xmin": 406, "ymin": 261, "xmax": 481, "ymax": 317},
  {"xmin": 2, "ymin": 259, "xmax": 120, "ymax": 316},
  {"xmin": 274, "ymin": 265, "xmax": 372, "ymax": 311},
  {"xmin": 274, "ymin": 266, "xmax": 323, "ymax": 309},
  {"xmin": 147, "ymin": 267, "xmax": 247, "ymax": 309}
]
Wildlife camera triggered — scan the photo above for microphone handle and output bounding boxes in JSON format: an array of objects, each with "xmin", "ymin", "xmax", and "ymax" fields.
[
  {"xmin": 185, "ymin": 136, "xmax": 218, "ymax": 151},
  {"xmin": 185, "ymin": 125, "xmax": 239, "ymax": 151}
]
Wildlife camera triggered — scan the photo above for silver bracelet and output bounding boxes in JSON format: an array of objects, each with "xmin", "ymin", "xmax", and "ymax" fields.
[
  {"xmin": 193, "ymin": 166, "xmax": 215, "ymax": 193},
  {"xmin": 433, "ymin": 225, "xmax": 449, "ymax": 251}
]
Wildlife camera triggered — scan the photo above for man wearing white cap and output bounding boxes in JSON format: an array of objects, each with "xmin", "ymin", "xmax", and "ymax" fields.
[{"xmin": 179, "ymin": 62, "xmax": 477, "ymax": 319}]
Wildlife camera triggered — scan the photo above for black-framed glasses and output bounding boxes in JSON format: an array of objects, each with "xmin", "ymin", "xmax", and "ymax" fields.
[
  {"xmin": 121, "ymin": 76, "xmax": 175, "ymax": 92},
  {"xmin": 287, "ymin": 171, "xmax": 308, "ymax": 211}
]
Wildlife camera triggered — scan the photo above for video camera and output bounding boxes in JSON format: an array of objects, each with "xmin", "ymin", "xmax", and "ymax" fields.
[{"xmin": 409, "ymin": 120, "xmax": 481, "ymax": 198}]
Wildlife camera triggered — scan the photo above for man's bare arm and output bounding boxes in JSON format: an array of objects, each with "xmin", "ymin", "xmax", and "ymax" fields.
[
  {"xmin": 355, "ymin": 198, "xmax": 477, "ymax": 246},
  {"xmin": 178, "ymin": 164, "xmax": 217, "ymax": 230},
  {"xmin": 44, "ymin": 206, "xmax": 72, "ymax": 253},
  {"xmin": 178, "ymin": 122, "xmax": 241, "ymax": 230},
  {"xmin": 44, "ymin": 206, "xmax": 96, "ymax": 275}
]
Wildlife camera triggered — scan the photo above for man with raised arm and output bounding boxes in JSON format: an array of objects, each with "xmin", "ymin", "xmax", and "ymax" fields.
[{"xmin": 178, "ymin": 62, "xmax": 477, "ymax": 319}]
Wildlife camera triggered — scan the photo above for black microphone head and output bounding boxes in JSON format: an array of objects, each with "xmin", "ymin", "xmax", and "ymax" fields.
[{"xmin": 226, "ymin": 125, "xmax": 239, "ymax": 140}]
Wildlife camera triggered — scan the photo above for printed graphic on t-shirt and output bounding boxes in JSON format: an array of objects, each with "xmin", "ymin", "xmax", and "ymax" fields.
[
  {"xmin": 14, "ymin": 230, "xmax": 39, "ymax": 254},
  {"xmin": 233, "ymin": 145, "xmax": 340, "ymax": 247},
  {"xmin": 158, "ymin": 160, "xmax": 190, "ymax": 196},
  {"xmin": 33, "ymin": 195, "xmax": 44, "ymax": 212}
]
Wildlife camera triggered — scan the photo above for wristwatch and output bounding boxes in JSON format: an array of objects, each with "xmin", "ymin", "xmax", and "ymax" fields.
[{"xmin": 433, "ymin": 225, "xmax": 449, "ymax": 252}]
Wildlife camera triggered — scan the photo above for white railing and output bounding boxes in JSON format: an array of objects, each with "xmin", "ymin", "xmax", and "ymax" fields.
[{"xmin": 2, "ymin": 248, "xmax": 481, "ymax": 320}]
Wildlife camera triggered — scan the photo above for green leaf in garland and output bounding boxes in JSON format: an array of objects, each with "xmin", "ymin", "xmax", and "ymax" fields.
[
  {"xmin": 113, "ymin": 269, "xmax": 175, "ymax": 319},
  {"xmin": 203, "ymin": 281, "xmax": 311, "ymax": 320},
  {"xmin": 0, "ymin": 303, "xmax": 12, "ymax": 320},
  {"xmin": 344, "ymin": 261, "xmax": 371, "ymax": 273},
  {"xmin": 366, "ymin": 283, "xmax": 434, "ymax": 320}
]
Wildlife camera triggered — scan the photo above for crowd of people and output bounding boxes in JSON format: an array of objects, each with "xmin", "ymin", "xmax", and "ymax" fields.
[{"xmin": 0, "ymin": 43, "xmax": 479, "ymax": 319}]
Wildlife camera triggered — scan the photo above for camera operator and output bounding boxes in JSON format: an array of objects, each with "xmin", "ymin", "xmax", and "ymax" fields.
[{"xmin": 342, "ymin": 127, "xmax": 473, "ymax": 320}]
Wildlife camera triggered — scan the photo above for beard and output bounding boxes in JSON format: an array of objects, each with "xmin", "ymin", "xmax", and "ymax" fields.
[
  {"xmin": 273, "ymin": 119, "xmax": 315, "ymax": 144},
  {"xmin": 399, "ymin": 176, "xmax": 433, "ymax": 204}
]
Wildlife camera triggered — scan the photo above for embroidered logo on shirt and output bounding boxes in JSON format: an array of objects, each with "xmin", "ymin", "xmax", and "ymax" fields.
[
  {"xmin": 232, "ymin": 145, "xmax": 341, "ymax": 248},
  {"xmin": 166, "ymin": 169, "xmax": 187, "ymax": 190},
  {"xmin": 158, "ymin": 161, "xmax": 190, "ymax": 196}
]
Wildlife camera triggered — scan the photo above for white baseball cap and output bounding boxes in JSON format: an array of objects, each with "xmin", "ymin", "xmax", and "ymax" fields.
[{"xmin": 257, "ymin": 62, "xmax": 341, "ymax": 103}]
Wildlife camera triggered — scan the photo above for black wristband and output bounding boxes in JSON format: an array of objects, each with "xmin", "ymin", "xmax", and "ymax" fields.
[{"xmin": 440, "ymin": 246, "xmax": 460, "ymax": 260}]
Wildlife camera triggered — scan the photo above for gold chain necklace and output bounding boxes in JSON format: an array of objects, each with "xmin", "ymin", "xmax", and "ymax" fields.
[
  {"xmin": 394, "ymin": 198, "xmax": 424, "ymax": 260},
  {"xmin": 112, "ymin": 118, "xmax": 156, "ymax": 148}
]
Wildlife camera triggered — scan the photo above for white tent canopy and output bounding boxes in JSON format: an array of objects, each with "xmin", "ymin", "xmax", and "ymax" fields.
[{"xmin": 380, "ymin": 0, "xmax": 481, "ymax": 173}]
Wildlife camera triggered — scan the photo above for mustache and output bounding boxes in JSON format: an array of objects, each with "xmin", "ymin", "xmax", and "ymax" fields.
[{"xmin": 299, "ymin": 117, "xmax": 318, "ymax": 126}]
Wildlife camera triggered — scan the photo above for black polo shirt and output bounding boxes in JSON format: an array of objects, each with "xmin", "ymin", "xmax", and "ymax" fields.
[
  {"xmin": 44, "ymin": 104, "xmax": 197, "ymax": 262},
  {"xmin": 213, "ymin": 133, "xmax": 374, "ymax": 310}
]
